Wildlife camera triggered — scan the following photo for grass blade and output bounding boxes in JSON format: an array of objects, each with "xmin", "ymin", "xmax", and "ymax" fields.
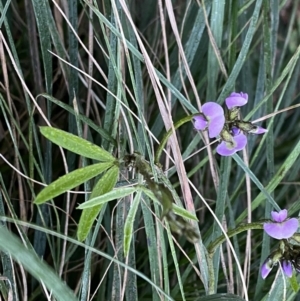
[{"xmin": 0, "ymin": 227, "xmax": 77, "ymax": 301}]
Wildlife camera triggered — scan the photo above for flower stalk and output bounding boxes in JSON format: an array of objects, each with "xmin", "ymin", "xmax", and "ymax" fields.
[
  {"xmin": 154, "ymin": 115, "xmax": 195, "ymax": 164},
  {"xmin": 207, "ymin": 222, "xmax": 264, "ymax": 294}
]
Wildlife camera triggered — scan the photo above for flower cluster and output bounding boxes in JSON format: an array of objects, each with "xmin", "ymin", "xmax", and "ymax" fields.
[
  {"xmin": 261, "ymin": 209, "xmax": 299, "ymax": 279},
  {"xmin": 193, "ymin": 92, "xmax": 267, "ymax": 156}
]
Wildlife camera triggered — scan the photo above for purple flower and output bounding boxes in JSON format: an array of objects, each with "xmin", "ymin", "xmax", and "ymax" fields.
[
  {"xmin": 192, "ymin": 92, "xmax": 268, "ymax": 156},
  {"xmin": 193, "ymin": 102, "xmax": 225, "ymax": 138},
  {"xmin": 263, "ymin": 209, "xmax": 299, "ymax": 240},
  {"xmin": 216, "ymin": 130, "xmax": 247, "ymax": 156},
  {"xmin": 261, "ymin": 257, "xmax": 293, "ymax": 279},
  {"xmin": 225, "ymin": 92, "xmax": 248, "ymax": 109}
]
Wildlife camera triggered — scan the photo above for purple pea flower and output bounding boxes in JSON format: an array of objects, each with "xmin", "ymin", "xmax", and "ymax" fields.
[
  {"xmin": 216, "ymin": 127, "xmax": 247, "ymax": 156},
  {"xmin": 261, "ymin": 257, "xmax": 293, "ymax": 279},
  {"xmin": 225, "ymin": 92, "xmax": 248, "ymax": 109},
  {"xmin": 193, "ymin": 92, "xmax": 267, "ymax": 156},
  {"xmin": 193, "ymin": 102, "xmax": 225, "ymax": 138},
  {"xmin": 264, "ymin": 209, "xmax": 299, "ymax": 240}
]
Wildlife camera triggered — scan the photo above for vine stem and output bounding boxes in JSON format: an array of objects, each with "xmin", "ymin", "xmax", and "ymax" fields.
[
  {"xmin": 154, "ymin": 115, "xmax": 196, "ymax": 164},
  {"xmin": 207, "ymin": 222, "xmax": 264, "ymax": 294}
]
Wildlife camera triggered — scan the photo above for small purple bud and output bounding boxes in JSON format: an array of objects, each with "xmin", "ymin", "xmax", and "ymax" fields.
[
  {"xmin": 231, "ymin": 126, "xmax": 241, "ymax": 136},
  {"xmin": 282, "ymin": 260, "xmax": 293, "ymax": 278},
  {"xmin": 261, "ymin": 257, "xmax": 274, "ymax": 279},
  {"xmin": 249, "ymin": 126, "xmax": 268, "ymax": 134}
]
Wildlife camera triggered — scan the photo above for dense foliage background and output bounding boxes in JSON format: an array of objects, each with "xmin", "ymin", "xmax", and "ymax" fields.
[{"xmin": 1, "ymin": 0, "xmax": 300, "ymax": 300}]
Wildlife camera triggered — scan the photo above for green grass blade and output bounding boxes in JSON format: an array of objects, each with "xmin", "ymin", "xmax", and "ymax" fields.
[
  {"xmin": 0, "ymin": 0, "xmax": 11, "ymax": 28},
  {"xmin": 211, "ymin": 157, "xmax": 231, "ymax": 290},
  {"xmin": 102, "ymin": 9, "xmax": 118, "ymax": 150},
  {"xmin": 236, "ymin": 134, "xmax": 300, "ymax": 224},
  {"xmin": 170, "ymin": 1, "xmax": 210, "ymax": 104},
  {"xmin": 67, "ymin": 0, "xmax": 78, "ymax": 157},
  {"xmin": 39, "ymin": 127, "xmax": 116, "ymax": 162},
  {"xmin": 39, "ymin": 94, "xmax": 116, "ymax": 146},
  {"xmin": 30, "ymin": 0, "xmax": 54, "ymax": 265},
  {"xmin": 207, "ymin": 0, "xmax": 225, "ymax": 100},
  {"xmin": 85, "ymin": 1, "xmax": 197, "ymax": 113},
  {"xmin": 196, "ymin": 293, "xmax": 246, "ymax": 301},
  {"xmin": 0, "ymin": 227, "xmax": 77, "ymax": 301},
  {"xmin": 232, "ymin": 154, "xmax": 280, "ymax": 211},
  {"xmin": 0, "ymin": 216, "xmax": 175, "ymax": 300},
  {"xmin": 0, "ymin": 187, "xmax": 17, "ymax": 300},
  {"xmin": 34, "ymin": 162, "xmax": 113, "ymax": 204},
  {"xmin": 217, "ymin": 0, "xmax": 263, "ymax": 102}
]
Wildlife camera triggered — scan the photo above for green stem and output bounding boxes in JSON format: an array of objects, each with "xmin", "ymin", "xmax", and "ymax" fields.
[
  {"xmin": 207, "ymin": 222, "xmax": 264, "ymax": 254},
  {"xmin": 154, "ymin": 115, "xmax": 195, "ymax": 164},
  {"xmin": 207, "ymin": 221, "xmax": 264, "ymax": 294}
]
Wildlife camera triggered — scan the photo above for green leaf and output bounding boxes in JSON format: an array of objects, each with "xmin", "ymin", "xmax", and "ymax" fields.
[
  {"xmin": 289, "ymin": 273, "xmax": 299, "ymax": 293},
  {"xmin": 124, "ymin": 191, "xmax": 141, "ymax": 256},
  {"xmin": 40, "ymin": 126, "xmax": 115, "ymax": 162},
  {"xmin": 34, "ymin": 162, "xmax": 113, "ymax": 204},
  {"xmin": 172, "ymin": 204, "xmax": 198, "ymax": 221},
  {"xmin": 77, "ymin": 165, "xmax": 119, "ymax": 241},
  {"xmin": 77, "ymin": 186, "xmax": 138, "ymax": 209},
  {"xmin": 140, "ymin": 186, "xmax": 198, "ymax": 221}
]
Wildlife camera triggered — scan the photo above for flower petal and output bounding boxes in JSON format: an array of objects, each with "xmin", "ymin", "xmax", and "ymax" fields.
[
  {"xmin": 282, "ymin": 260, "xmax": 293, "ymax": 278},
  {"xmin": 216, "ymin": 141, "xmax": 237, "ymax": 156},
  {"xmin": 208, "ymin": 114, "xmax": 225, "ymax": 138},
  {"xmin": 263, "ymin": 218, "xmax": 298, "ymax": 239},
  {"xmin": 202, "ymin": 102, "xmax": 224, "ymax": 119},
  {"xmin": 193, "ymin": 115, "xmax": 207, "ymax": 131},
  {"xmin": 225, "ymin": 92, "xmax": 248, "ymax": 109},
  {"xmin": 261, "ymin": 257, "xmax": 274, "ymax": 279},
  {"xmin": 271, "ymin": 209, "xmax": 287, "ymax": 222},
  {"xmin": 280, "ymin": 218, "xmax": 299, "ymax": 237},
  {"xmin": 216, "ymin": 133, "xmax": 247, "ymax": 156},
  {"xmin": 195, "ymin": 102, "xmax": 225, "ymax": 138},
  {"xmin": 233, "ymin": 133, "xmax": 247, "ymax": 151}
]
